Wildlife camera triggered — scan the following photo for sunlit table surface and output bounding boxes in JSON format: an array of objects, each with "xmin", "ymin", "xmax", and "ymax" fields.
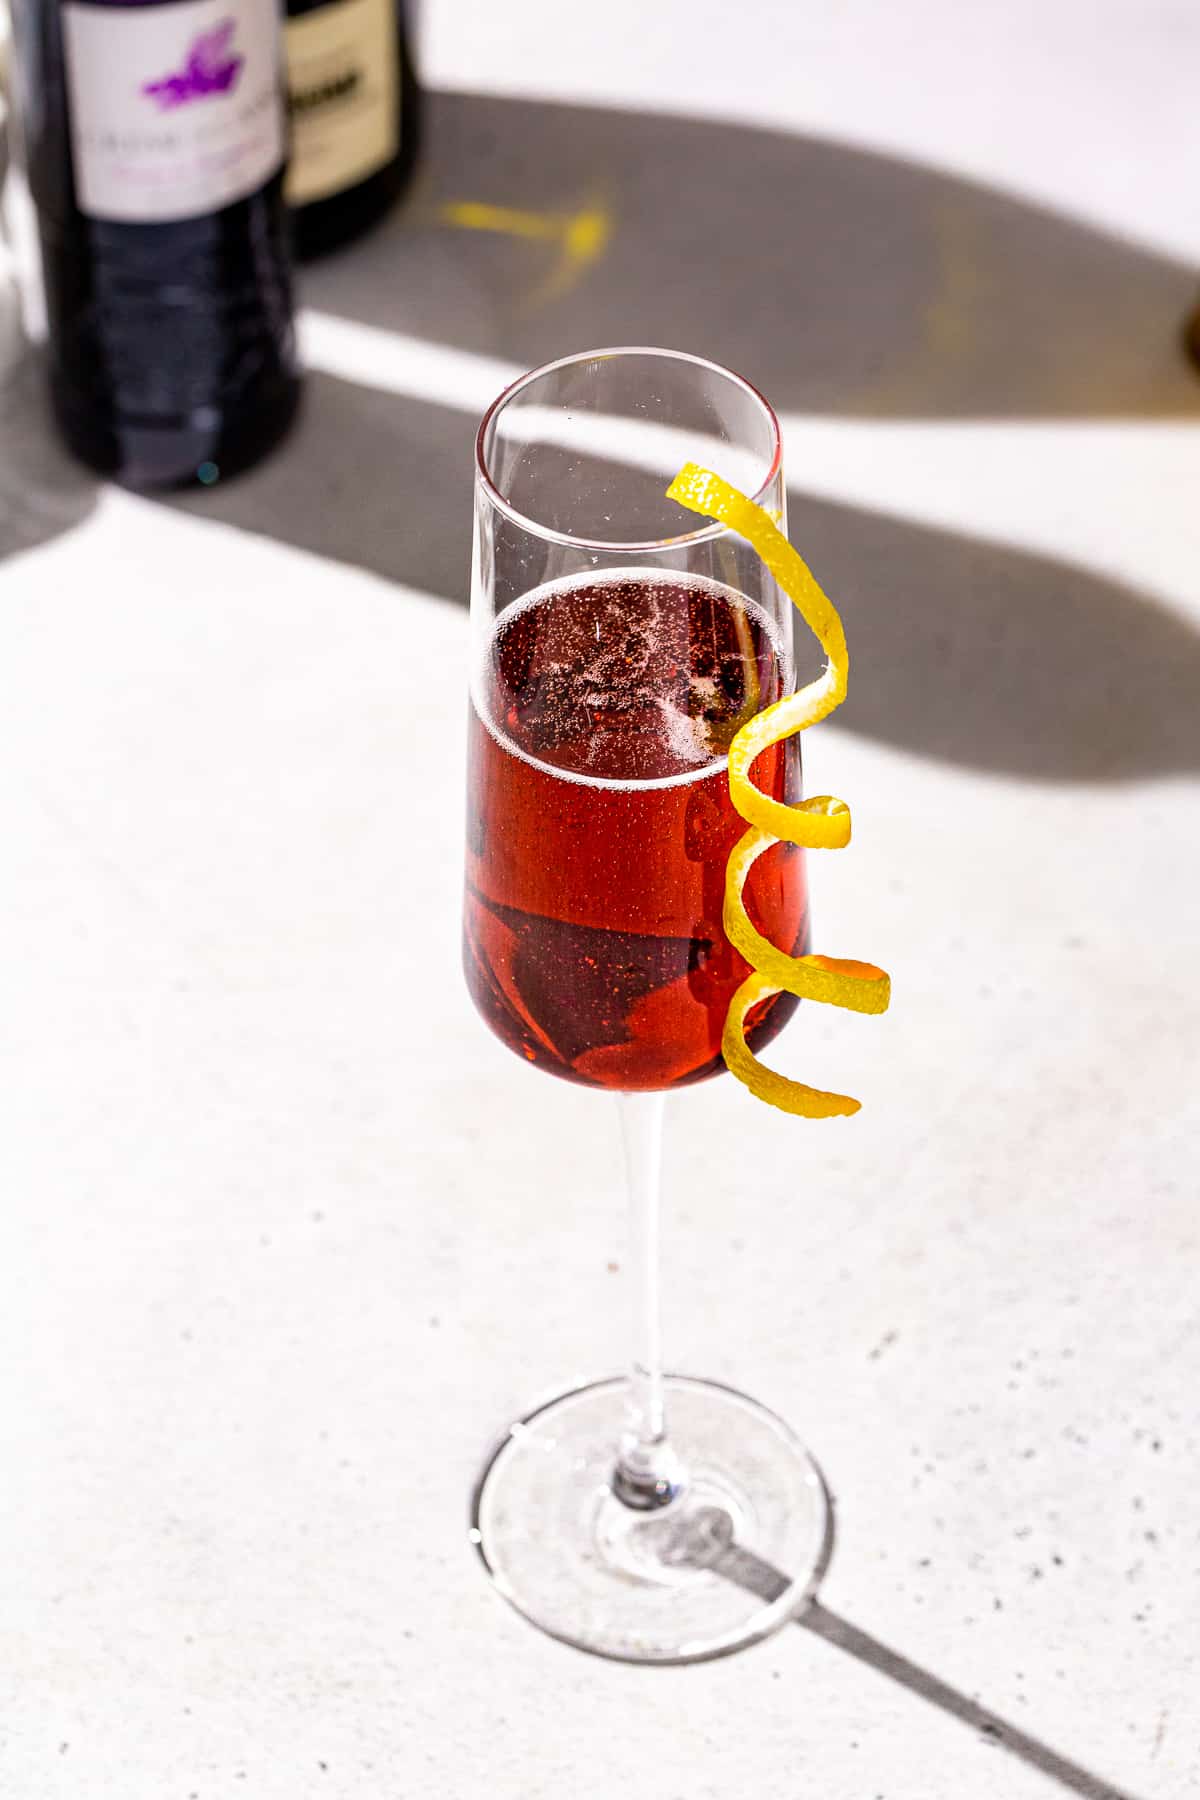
[{"xmin": 3, "ymin": 4, "xmax": 1199, "ymax": 1796}]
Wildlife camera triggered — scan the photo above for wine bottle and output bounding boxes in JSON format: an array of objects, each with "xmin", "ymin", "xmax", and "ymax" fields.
[
  {"xmin": 284, "ymin": 0, "xmax": 418, "ymax": 259},
  {"xmin": 1186, "ymin": 298, "xmax": 1200, "ymax": 375},
  {"xmin": 11, "ymin": 0, "xmax": 300, "ymax": 489}
]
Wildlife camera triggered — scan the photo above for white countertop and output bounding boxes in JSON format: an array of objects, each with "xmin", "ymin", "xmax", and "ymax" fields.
[{"xmin": 3, "ymin": 3, "xmax": 1199, "ymax": 1796}]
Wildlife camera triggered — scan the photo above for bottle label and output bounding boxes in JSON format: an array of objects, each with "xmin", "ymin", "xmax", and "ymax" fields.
[
  {"xmin": 61, "ymin": 0, "xmax": 286, "ymax": 222},
  {"xmin": 284, "ymin": 0, "xmax": 399, "ymax": 206}
]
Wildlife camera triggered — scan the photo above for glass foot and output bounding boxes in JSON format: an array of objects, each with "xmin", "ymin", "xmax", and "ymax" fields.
[{"xmin": 470, "ymin": 1374, "xmax": 833, "ymax": 1664}]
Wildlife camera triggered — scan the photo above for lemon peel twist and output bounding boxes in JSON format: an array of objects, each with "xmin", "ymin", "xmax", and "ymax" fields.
[{"xmin": 666, "ymin": 463, "xmax": 891, "ymax": 1118}]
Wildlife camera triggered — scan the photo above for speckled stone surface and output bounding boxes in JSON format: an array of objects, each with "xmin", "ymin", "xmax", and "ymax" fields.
[{"xmin": 2, "ymin": 4, "xmax": 1199, "ymax": 1796}]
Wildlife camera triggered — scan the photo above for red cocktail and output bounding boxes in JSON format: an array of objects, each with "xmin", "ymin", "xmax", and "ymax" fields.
[{"xmin": 464, "ymin": 570, "xmax": 808, "ymax": 1090}]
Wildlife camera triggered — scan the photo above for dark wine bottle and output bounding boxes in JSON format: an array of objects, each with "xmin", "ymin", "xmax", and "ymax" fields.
[
  {"xmin": 284, "ymin": 0, "xmax": 418, "ymax": 259},
  {"xmin": 1185, "ymin": 298, "xmax": 1200, "ymax": 375},
  {"xmin": 11, "ymin": 0, "xmax": 300, "ymax": 489}
]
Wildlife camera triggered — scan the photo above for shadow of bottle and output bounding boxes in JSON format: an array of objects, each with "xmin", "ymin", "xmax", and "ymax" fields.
[
  {"xmin": 304, "ymin": 89, "xmax": 1200, "ymax": 422},
  {"xmin": 0, "ymin": 349, "xmax": 98, "ymax": 568},
  {"xmin": 166, "ymin": 377, "xmax": 1200, "ymax": 784}
]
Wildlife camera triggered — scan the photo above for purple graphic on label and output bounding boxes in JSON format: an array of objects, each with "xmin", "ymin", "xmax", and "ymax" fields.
[{"xmin": 142, "ymin": 21, "xmax": 243, "ymax": 109}]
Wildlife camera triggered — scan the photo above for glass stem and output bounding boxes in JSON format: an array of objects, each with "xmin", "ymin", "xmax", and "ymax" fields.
[{"xmin": 611, "ymin": 1092, "xmax": 686, "ymax": 1511}]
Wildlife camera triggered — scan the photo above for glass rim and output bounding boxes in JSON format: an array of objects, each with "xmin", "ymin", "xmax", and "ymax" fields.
[{"xmin": 474, "ymin": 345, "xmax": 783, "ymax": 554}]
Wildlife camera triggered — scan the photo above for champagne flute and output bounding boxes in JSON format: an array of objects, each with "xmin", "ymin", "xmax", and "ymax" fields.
[{"xmin": 464, "ymin": 347, "xmax": 830, "ymax": 1662}]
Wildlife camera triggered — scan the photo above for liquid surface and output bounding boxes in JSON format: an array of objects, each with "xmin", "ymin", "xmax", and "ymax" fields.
[{"xmin": 482, "ymin": 573, "xmax": 775, "ymax": 784}]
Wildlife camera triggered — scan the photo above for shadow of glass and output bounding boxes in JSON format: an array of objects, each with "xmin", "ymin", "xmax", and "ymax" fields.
[
  {"xmin": 303, "ymin": 89, "xmax": 1200, "ymax": 421},
  {"xmin": 694, "ymin": 1491, "xmax": 1144, "ymax": 1799},
  {"xmin": 789, "ymin": 488, "xmax": 1200, "ymax": 782},
  {"xmin": 172, "ymin": 375, "xmax": 1200, "ymax": 782},
  {"xmin": 799, "ymin": 1601, "xmax": 1147, "ymax": 1800},
  {"xmin": 0, "ymin": 351, "xmax": 98, "ymax": 566}
]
